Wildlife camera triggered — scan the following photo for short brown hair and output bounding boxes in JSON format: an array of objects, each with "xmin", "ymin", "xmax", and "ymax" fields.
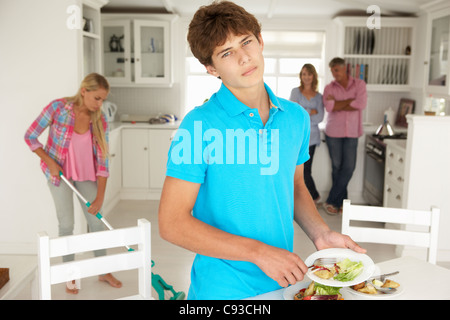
[
  {"xmin": 329, "ymin": 57, "xmax": 346, "ymax": 68},
  {"xmin": 187, "ymin": 0, "xmax": 261, "ymax": 66}
]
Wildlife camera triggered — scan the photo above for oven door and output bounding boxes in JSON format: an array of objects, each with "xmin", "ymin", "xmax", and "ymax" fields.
[{"xmin": 363, "ymin": 150, "xmax": 385, "ymax": 206}]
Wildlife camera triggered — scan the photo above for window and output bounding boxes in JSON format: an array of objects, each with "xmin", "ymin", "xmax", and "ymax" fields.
[{"xmin": 184, "ymin": 30, "xmax": 325, "ymax": 116}]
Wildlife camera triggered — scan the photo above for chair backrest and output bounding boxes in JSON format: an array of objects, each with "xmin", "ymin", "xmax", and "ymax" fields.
[
  {"xmin": 37, "ymin": 218, "xmax": 151, "ymax": 299},
  {"xmin": 341, "ymin": 199, "xmax": 440, "ymax": 264}
]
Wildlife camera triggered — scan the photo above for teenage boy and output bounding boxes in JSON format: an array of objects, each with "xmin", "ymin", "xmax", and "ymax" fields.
[{"xmin": 158, "ymin": 0, "xmax": 365, "ymax": 300}]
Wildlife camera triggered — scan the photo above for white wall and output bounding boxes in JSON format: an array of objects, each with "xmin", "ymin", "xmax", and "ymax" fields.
[{"xmin": 0, "ymin": 0, "xmax": 80, "ymax": 253}]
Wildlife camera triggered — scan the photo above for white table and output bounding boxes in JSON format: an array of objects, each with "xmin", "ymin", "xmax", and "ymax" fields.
[
  {"xmin": 0, "ymin": 255, "xmax": 38, "ymax": 300},
  {"xmin": 247, "ymin": 256, "xmax": 450, "ymax": 300}
]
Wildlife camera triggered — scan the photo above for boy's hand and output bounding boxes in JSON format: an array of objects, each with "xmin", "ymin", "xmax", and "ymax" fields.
[
  {"xmin": 314, "ymin": 230, "xmax": 366, "ymax": 254},
  {"xmin": 253, "ymin": 244, "xmax": 308, "ymax": 288}
]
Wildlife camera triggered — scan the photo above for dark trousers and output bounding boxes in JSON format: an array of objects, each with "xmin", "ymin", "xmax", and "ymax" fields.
[
  {"xmin": 325, "ymin": 135, "xmax": 358, "ymax": 208},
  {"xmin": 304, "ymin": 145, "xmax": 320, "ymax": 201}
]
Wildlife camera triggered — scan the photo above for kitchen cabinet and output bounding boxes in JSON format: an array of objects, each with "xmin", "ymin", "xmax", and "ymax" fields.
[
  {"xmin": 103, "ymin": 128, "xmax": 122, "ymax": 213},
  {"xmin": 386, "ymin": 115, "xmax": 450, "ymax": 262},
  {"xmin": 121, "ymin": 128, "xmax": 176, "ymax": 199},
  {"xmin": 80, "ymin": 0, "xmax": 107, "ymax": 78},
  {"xmin": 122, "ymin": 129, "xmax": 149, "ymax": 189},
  {"xmin": 101, "ymin": 14, "xmax": 176, "ymax": 87},
  {"xmin": 425, "ymin": 8, "xmax": 450, "ymax": 97},
  {"xmin": 333, "ymin": 17, "xmax": 417, "ymax": 91},
  {"xmin": 383, "ymin": 141, "xmax": 406, "ymax": 208}
]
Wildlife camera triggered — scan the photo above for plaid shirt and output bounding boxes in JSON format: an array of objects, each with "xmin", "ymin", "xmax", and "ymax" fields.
[{"xmin": 24, "ymin": 98, "xmax": 109, "ymax": 186}]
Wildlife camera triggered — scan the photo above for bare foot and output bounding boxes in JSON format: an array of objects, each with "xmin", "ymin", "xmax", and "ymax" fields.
[
  {"xmin": 99, "ymin": 273, "xmax": 122, "ymax": 288},
  {"xmin": 66, "ymin": 280, "xmax": 79, "ymax": 294}
]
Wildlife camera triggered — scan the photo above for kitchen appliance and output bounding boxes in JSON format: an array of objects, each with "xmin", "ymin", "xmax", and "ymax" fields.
[
  {"xmin": 375, "ymin": 114, "xmax": 394, "ymax": 136},
  {"xmin": 103, "ymin": 101, "xmax": 117, "ymax": 122},
  {"xmin": 363, "ymin": 132, "xmax": 407, "ymax": 206}
]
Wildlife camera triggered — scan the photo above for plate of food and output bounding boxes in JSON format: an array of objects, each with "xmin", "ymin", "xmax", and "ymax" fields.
[
  {"xmin": 283, "ymin": 280, "xmax": 352, "ymax": 300},
  {"xmin": 344, "ymin": 275, "xmax": 403, "ymax": 299},
  {"xmin": 304, "ymin": 248, "xmax": 375, "ymax": 287}
]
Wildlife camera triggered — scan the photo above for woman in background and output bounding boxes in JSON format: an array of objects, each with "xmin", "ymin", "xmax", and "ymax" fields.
[
  {"xmin": 25, "ymin": 73, "xmax": 122, "ymax": 294},
  {"xmin": 289, "ymin": 64, "xmax": 325, "ymax": 204}
]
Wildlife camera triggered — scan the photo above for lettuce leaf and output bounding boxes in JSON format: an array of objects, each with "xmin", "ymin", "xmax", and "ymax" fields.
[
  {"xmin": 314, "ymin": 283, "xmax": 342, "ymax": 295},
  {"xmin": 333, "ymin": 258, "xmax": 364, "ymax": 282}
]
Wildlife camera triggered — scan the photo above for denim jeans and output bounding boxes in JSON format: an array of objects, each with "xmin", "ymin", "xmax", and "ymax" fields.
[
  {"xmin": 47, "ymin": 179, "xmax": 106, "ymax": 262},
  {"xmin": 325, "ymin": 135, "xmax": 358, "ymax": 208}
]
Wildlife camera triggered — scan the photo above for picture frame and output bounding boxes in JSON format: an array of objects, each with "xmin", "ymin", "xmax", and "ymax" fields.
[{"xmin": 395, "ymin": 98, "xmax": 415, "ymax": 127}]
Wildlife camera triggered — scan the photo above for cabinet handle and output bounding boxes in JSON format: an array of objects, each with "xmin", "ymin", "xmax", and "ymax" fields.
[
  {"xmin": 395, "ymin": 195, "xmax": 401, "ymax": 200},
  {"xmin": 387, "ymin": 187, "xmax": 392, "ymax": 193},
  {"xmin": 397, "ymin": 176, "xmax": 403, "ymax": 182},
  {"xmin": 388, "ymin": 170, "xmax": 393, "ymax": 176},
  {"xmin": 144, "ymin": 147, "xmax": 148, "ymax": 151},
  {"xmin": 398, "ymin": 157, "xmax": 403, "ymax": 163},
  {"xmin": 389, "ymin": 153, "xmax": 394, "ymax": 158},
  {"xmin": 111, "ymin": 153, "xmax": 116, "ymax": 157}
]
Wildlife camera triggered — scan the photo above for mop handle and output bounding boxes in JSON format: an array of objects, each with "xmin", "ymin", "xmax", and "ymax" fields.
[{"xmin": 59, "ymin": 171, "xmax": 134, "ymax": 251}]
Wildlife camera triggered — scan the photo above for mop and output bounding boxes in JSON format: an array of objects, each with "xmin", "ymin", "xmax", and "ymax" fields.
[{"xmin": 58, "ymin": 172, "xmax": 185, "ymax": 300}]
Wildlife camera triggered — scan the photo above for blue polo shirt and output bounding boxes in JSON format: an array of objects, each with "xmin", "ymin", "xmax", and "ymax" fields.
[{"xmin": 166, "ymin": 83, "xmax": 310, "ymax": 299}]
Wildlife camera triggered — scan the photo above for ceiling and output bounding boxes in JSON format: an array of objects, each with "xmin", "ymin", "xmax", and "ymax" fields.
[{"xmin": 102, "ymin": 0, "xmax": 438, "ymax": 19}]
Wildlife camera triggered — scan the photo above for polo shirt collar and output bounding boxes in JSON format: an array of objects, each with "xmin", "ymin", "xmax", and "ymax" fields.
[{"xmin": 216, "ymin": 83, "xmax": 284, "ymax": 117}]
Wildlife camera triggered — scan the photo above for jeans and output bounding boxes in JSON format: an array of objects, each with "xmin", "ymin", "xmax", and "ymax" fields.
[
  {"xmin": 325, "ymin": 135, "xmax": 358, "ymax": 208},
  {"xmin": 47, "ymin": 179, "xmax": 106, "ymax": 262},
  {"xmin": 304, "ymin": 145, "xmax": 320, "ymax": 201}
]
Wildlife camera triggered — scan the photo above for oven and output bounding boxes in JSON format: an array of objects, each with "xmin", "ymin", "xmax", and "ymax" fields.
[
  {"xmin": 363, "ymin": 135, "xmax": 386, "ymax": 206},
  {"xmin": 363, "ymin": 133, "xmax": 406, "ymax": 206}
]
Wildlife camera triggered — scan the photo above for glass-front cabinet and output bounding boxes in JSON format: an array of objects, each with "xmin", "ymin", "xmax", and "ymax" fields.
[
  {"xmin": 102, "ymin": 16, "xmax": 173, "ymax": 87},
  {"xmin": 102, "ymin": 20, "xmax": 131, "ymax": 84},
  {"xmin": 426, "ymin": 9, "xmax": 450, "ymax": 96},
  {"xmin": 134, "ymin": 20, "xmax": 170, "ymax": 84}
]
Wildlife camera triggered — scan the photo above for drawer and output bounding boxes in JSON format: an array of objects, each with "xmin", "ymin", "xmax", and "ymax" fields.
[
  {"xmin": 386, "ymin": 147, "xmax": 405, "ymax": 170},
  {"xmin": 385, "ymin": 164, "xmax": 405, "ymax": 190},
  {"xmin": 384, "ymin": 183, "xmax": 403, "ymax": 208}
]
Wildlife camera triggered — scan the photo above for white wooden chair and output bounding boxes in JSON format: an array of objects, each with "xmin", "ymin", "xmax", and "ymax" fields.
[
  {"xmin": 341, "ymin": 199, "xmax": 440, "ymax": 264},
  {"xmin": 37, "ymin": 218, "xmax": 152, "ymax": 299}
]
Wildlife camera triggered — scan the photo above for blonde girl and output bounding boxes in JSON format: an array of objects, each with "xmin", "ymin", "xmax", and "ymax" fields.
[{"xmin": 25, "ymin": 73, "xmax": 122, "ymax": 294}]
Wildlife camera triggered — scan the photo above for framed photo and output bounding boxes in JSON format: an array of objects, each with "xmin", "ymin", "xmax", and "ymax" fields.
[{"xmin": 395, "ymin": 98, "xmax": 415, "ymax": 127}]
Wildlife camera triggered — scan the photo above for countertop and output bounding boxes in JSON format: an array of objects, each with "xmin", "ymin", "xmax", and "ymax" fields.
[
  {"xmin": 108, "ymin": 120, "xmax": 181, "ymax": 133},
  {"xmin": 108, "ymin": 121, "xmax": 405, "ymax": 137}
]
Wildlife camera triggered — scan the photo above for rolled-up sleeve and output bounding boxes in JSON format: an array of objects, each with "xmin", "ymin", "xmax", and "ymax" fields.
[
  {"xmin": 322, "ymin": 85, "xmax": 335, "ymax": 112},
  {"xmin": 349, "ymin": 80, "xmax": 367, "ymax": 110},
  {"xmin": 24, "ymin": 101, "xmax": 55, "ymax": 151}
]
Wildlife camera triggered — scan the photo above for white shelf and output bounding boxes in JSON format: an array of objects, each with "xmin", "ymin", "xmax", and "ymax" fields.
[{"xmin": 334, "ymin": 17, "xmax": 417, "ymax": 90}]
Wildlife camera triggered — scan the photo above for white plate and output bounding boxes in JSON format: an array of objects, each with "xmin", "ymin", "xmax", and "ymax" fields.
[
  {"xmin": 283, "ymin": 280, "xmax": 352, "ymax": 300},
  {"xmin": 304, "ymin": 248, "xmax": 375, "ymax": 287},
  {"xmin": 343, "ymin": 268, "xmax": 403, "ymax": 299},
  {"xmin": 344, "ymin": 284, "xmax": 403, "ymax": 299}
]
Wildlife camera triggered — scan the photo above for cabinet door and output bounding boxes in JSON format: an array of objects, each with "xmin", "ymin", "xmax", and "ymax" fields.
[
  {"xmin": 134, "ymin": 20, "xmax": 171, "ymax": 85},
  {"xmin": 102, "ymin": 20, "xmax": 131, "ymax": 84},
  {"xmin": 105, "ymin": 129, "xmax": 122, "ymax": 202},
  {"xmin": 148, "ymin": 129, "xmax": 175, "ymax": 189},
  {"xmin": 426, "ymin": 10, "xmax": 450, "ymax": 96},
  {"xmin": 122, "ymin": 129, "xmax": 149, "ymax": 189}
]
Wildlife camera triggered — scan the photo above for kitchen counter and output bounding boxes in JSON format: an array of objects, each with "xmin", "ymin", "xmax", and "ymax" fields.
[
  {"xmin": 108, "ymin": 120, "xmax": 181, "ymax": 133},
  {"xmin": 385, "ymin": 139, "xmax": 407, "ymax": 150}
]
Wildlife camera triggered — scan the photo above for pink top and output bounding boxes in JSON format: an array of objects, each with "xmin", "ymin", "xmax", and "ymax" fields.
[
  {"xmin": 323, "ymin": 76, "xmax": 367, "ymax": 138},
  {"xmin": 63, "ymin": 130, "xmax": 96, "ymax": 181}
]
